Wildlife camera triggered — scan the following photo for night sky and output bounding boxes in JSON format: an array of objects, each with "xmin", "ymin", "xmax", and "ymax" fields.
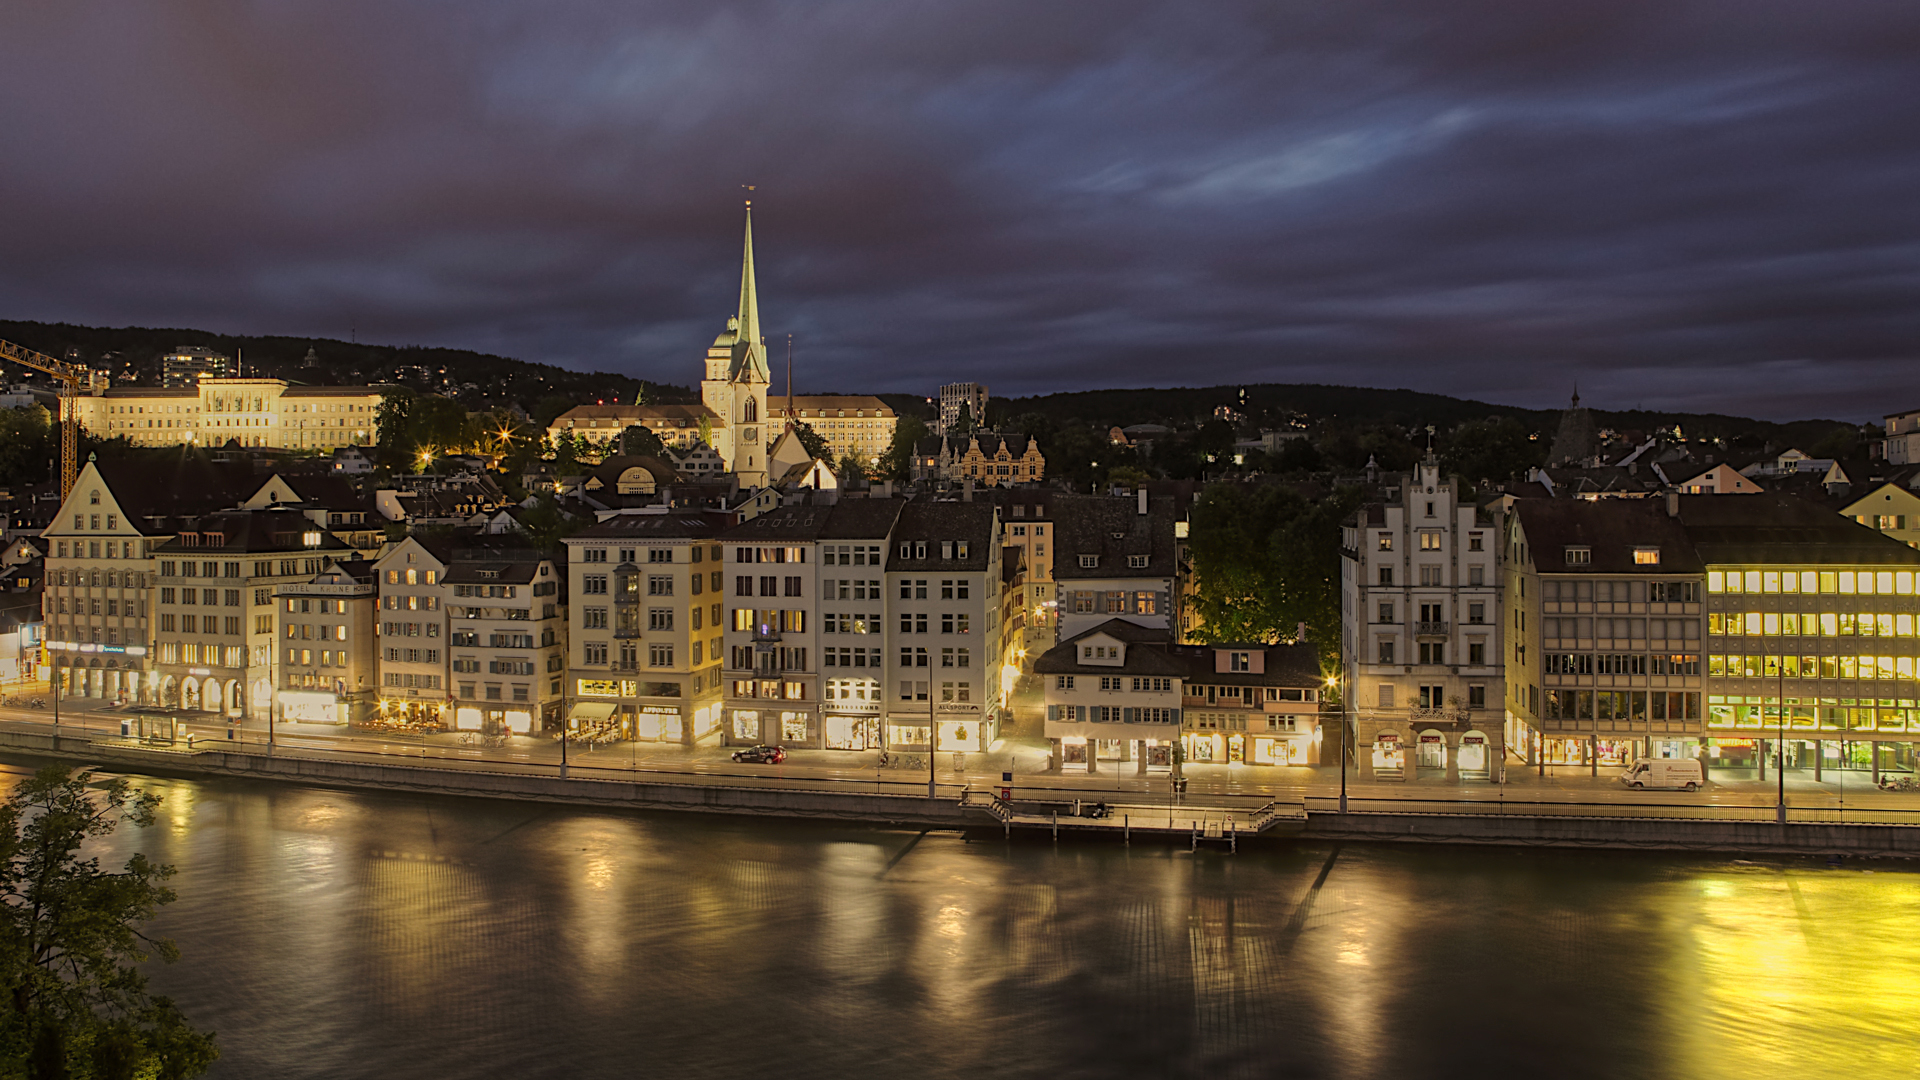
[{"xmin": 4, "ymin": 1, "xmax": 1917, "ymax": 420}]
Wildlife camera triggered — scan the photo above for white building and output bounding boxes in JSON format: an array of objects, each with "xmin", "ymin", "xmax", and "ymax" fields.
[
  {"xmin": 1340, "ymin": 453, "xmax": 1506, "ymax": 781},
  {"xmin": 76, "ymin": 378, "xmax": 383, "ymax": 451}
]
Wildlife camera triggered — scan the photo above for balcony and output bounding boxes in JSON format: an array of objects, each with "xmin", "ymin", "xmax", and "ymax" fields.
[{"xmin": 1415, "ymin": 621, "xmax": 1448, "ymax": 638}]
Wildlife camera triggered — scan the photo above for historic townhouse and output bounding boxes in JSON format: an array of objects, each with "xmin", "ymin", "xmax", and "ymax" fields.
[
  {"xmin": 151, "ymin": 506, "xmax": 351, "ymax": 720},
  {"xmin": 1037, "ymin": 619, "xmax": 1185, "ymax": 774},
  {"xmin": 275, "ymin": 559, "xmax": 378, "ymax": 725},
  {"xmin": 564, "ymin": 511, "xmax": 731, "ymax": 745},
  {"xmin": 1340, "ymin": 453, "xmax": 1505, "ymax": 781},
  {"xmin": 372, "ymin": 536, "xmax": 453, "ymax": 723},
  {"xmin": 911, "ymin": 432, "xmax": 1047, "ymax": 486},
  {"xmin": 1505, "ymin": 497, "xmax": 1705, "ymax": 770},
  {"xmin": 445, "ymin": 552, "xmax": 566, "ymax": 735},
  {"xmin": 883, "ymin": 500, "xmax": 1002, "ymax": 754},
  {"xmin": 816, "ymin": 498, "xmax": 908, "ymax": 750},
  {"xmin": 40, "ymin": 456, "xmax": 257, "ymax": 702},
  {"xmin": 546, "ymin": 403, "xmax": 721, "ymax": 452},
  {"xmin": 719, "ymin": 504, "xmax": 827, "ymax": 747},
  {"xmin": 1036, "ymin": 623, "xmax": 1326, "ymax": 775},
  {"xmin": 1052, "ymin": 490, "xmax": 1177, "ymax": 641},
  {"xmin": 997, "ymin": 490, "xmax": 1056, "ymax": 653},
  {"xmin": 243, "ymin": 474, "xmax": 384, "ymax": 558}
]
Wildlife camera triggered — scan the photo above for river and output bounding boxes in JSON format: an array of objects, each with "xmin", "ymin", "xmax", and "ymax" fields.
[{"xmin": 23, "ymin": 765, "xmax": 1920, "ymax": 1079}]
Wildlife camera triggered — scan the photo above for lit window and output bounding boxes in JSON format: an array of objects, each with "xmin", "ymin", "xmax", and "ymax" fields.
[{"xmin": 1633, "ymin": 547, "xmax": 1660, "ymax": 565}]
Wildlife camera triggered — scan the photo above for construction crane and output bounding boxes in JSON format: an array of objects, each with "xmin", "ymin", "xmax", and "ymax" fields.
[{"xmin": 0, "ymin": 339, "xmax": 105, "ymax": 501}]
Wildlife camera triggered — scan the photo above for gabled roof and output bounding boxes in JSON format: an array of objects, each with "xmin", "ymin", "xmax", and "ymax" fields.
[
  {"xmin": 817, "ymin": 497, "xmax": 906, "ymax": 539},
  {"xmin": 1170, "ymin": 642, "xmax": 1322, "ymax": 687},
  {"xmin": 1511, "ymin": 498, "xmax": 1703, "ymax": 575},
  {"xmin": 1677, "ymin": 493, "xmax": 1920, "ymax": 566},
  {"xmin": 150, "ymin": 506, "xmax": 354, "ymax": 555},
  {"xmin": 1034, "ymin": 619, "xmax": 1186, "ymax": 676},
  {"xmin": 571, "ymin": 510, "xmax": 733, "ymax": 541},
  {"xmin": 720, "ymin": 503, "xmax": 833, "ymax": 542},
  {"xmin": 1050, "ymin": 493, "xmax": 1177, "ymax": 580},
  {"xmin": 886, "ymin": 502, "xmax": 997, "ymax": 571}
]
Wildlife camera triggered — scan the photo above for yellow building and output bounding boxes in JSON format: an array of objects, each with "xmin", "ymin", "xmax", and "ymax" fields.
[
  {"xmin": 767, "ymin": 395, "xmax": 896, "ymax": 465},
  {"xmin": 1842, "ymin": 482, "xmax": 1920, "ymax": 550},
  {"xmin": 77, "ymin": 378, "xmax": 383, "ymax": 451}
]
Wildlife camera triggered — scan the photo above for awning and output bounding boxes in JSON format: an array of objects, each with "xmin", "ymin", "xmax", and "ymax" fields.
[{"xmin": 567, "ymin": 702, "xmax": 617, "ymax": 724}]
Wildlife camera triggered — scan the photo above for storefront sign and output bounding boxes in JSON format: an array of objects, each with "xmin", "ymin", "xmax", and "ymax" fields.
[{"xmin": 577, "ymin": 679, "xmax": 637, "ymax": 698}]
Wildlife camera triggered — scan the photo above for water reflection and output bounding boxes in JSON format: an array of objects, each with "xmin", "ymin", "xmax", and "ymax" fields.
[{"xmin": 10, "ymin": 766, "xmax": 1918, "ymax": 1080}]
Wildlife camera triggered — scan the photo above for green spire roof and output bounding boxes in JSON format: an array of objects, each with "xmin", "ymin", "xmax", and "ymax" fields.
[{"xmin": 731, "ymin": 204, "xmax": 770, "ymax": 384}]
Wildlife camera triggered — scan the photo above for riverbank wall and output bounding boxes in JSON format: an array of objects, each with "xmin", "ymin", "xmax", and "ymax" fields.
[{"xmin": 3, "ymin": 728, "xmax": 1917, "ymax": 856}]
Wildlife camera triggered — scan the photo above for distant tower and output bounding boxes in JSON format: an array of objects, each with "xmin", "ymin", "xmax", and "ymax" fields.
[
  {"xmin": 700, "ymin": 202, "xmax": 772, "ymax": 488},
  {"xmin": 1548, "ymin": 386, "xmax": 1597, "ymax": 467}
]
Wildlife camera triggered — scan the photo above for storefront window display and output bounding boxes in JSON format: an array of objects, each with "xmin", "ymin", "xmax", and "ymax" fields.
[
  {"xmin": 636, "ymin": 707, "xmax": 683, "ymax": 742},
  {"xmin": 1416, "ymin": 731, "xmax": 1447, "ymax": 770},
  {"xmin": 1458, "ymin": 732, "xmax": 1489, "ymax": 778},
  {"xmin": 781, "ymin": 712, "xmax": 809, "ymax": 743},
  {"xmin": 824, "ymin": 716, "xmax": 878, "ymax": 749},
  {"xmin": 732, "ymin": 710, "xmax": 760, "ymax": 742},
  {"xmin": 1371, "ymin": 733, "xmax": 1405, "ymax": 778}
]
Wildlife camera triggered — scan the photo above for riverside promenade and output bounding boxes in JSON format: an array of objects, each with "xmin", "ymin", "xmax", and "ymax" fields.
[{"xmin": 5, "ymin": 697, "xmax": 1920, "ymax": 855}]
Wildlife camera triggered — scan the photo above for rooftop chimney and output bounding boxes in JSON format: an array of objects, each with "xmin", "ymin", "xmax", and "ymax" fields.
[
  {"xmin": 1666, "ymin": 490, "xmax": 1679, "ymax": 518},
  {"xmin": 1137, "ymin": 488, "xmax": 1148, "ymax": 516}
]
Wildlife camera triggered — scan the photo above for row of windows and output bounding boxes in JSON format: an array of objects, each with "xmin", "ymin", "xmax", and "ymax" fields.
[
  {"xmin": 1049, "ymin": 704, "xmax": 1174, "ymax": 723},
  {"xmin": 1542, "ymin": 690, "xmax": 1701, "ymax": 721},
  {"xmin": 1068, "ymin": 591, "xmax": 1159, "ymax": 615},
  {"xmin": 382, "ymin": 595, "xmax": 442, "ymax": 610},
  {"xmin": 1542, "ymin": 617, "xmax": 1698, "ymax": 639},
  {"xmin": 1375, "ymin": 641, "xmax": 1490, "ymax": 666},
  {"xmin": 1374, "ymin": 685, "xmax": 1488, "ymax": 709},
  {"xmin": 734, "ymin": 575, "xmax": 804, "ymax": 597},
  {"xmin": 287, "ymin": 648, "xmax": 350, "ymax": 668},
  {"xmin": 285, "ymin": 623, "xmax": 349, "ymax": 641},
  {"xmin": 1543, "ymin": 653, "xmax": 1701, "ymax": 676},
  {"xmin": 384, "ymin": 673, "xmax": 443, "ymax": 689},
  {"xmin": 1709, "ymin": 654, "xmax": 1920, "ymax": 680},
  {"xmin": 824, "ymin": 648, "xmax": 885, "ymax": 667},
  {"xmin": 823, "ymin": 545, "xmax": 883, "ymax": 565},
  {"xmin": 1710, "ymin": 612, "xmax": 1918, "ymax": 638},
  {"xmin": 581, "ymin": 546, "xmax": 721, "ymax": 564},
  {"xmin": 154, "ymin": 642, "xmax": 245, "ymax": 667},
  {"xmin": 53, "ymin": 541, "xmax": 140, "ymax": 560},
  {"xmin": 1377, "ymin": 532, "xmax": 1487, "ymax": 552},
  {"xmin": 895, "ymin": 613, "xmax": 971, "ymax": 634},
  {"xmin": 901, "ymin": 680, "xmax": 972, "ymax": 702},
  {"xmin": 1542, "ymin": 580, "xmax": 1699, "ymax": 603},
  {"xmin": 1376, "ymin": 566, "xmax": 1490, "ymax": 587},
  {"xmin": 1712, "ymin": 569, "xmax": 1915, "ymax": 595},
  {"xmin": 158, "ymin": 614, "xmax": 243, "ymax": 635},
  {"xmin": 1708, "ymin": 697, "xmax": 1920, "ymax": 732},
  {"xmin": 822, "ymin": 614, "xmax": 881, "ymax": 634},
  {"xmin": 382, "ymin": 621, "xmax": 440, "ymax": 638},
  {"xmin": 50, "ymin": 597, "xmax": 147, "ymax": 617},
  {"xmin": 394, "ymin": 649, "xmax": 444, "ymax": 664}
]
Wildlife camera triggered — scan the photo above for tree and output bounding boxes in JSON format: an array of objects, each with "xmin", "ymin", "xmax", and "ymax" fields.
[
  {"xmin": 1441, "ymin": 416, "xmax": 1542, "ymax": 487},
  {"xmin": 836, "ymin": 452, "xmax": 868, "ymax": 482},
  {"xmin": 0, "ymin": 407, "xmax": 53, "ymax": 489},
  {"xmin": 949, "ymin": 402, "xmax": 975, "ymax": 437},
  {"xmin": 620, "ymin": 424, "xmax": 665, "ymax": 459},
  {"xmin": 1186, "ymin": 482, "xmax": 1364, "ymax": 668},
  {"xmin": 791, "ymin": 422, "xmax": 831, "ymax": 462},
  {"xmin": 878, "ymin": 415, "xmax": 928, "ymax": 483},
  {"xmin": 0, "ymin": 764, "xmax": 218, "ymax": 1079}
]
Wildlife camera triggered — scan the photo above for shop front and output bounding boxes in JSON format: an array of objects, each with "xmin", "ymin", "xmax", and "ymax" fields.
[
  {"xmin": 634, "ymin": 704, "xmax": 685, "ymax": 743},
  {"xmin": 455, "ymin": 705, "xmax": 534, "ymax": 734},
  {"xmin": 281, "ymin": 690, "xmax": 342, "ymax": 725},
  {"xmin": 1416, "ymin": 730, "xmax": 1448, "ymax": 774},
  {"xmin": 731, "ymin": 709, "xmax": 766, "ymax": 745},
  {"xmin": 779, "ymin": 709, "xmax": 815, "ymax": 747},
  {"xmin": 1370, "ymin": 731, "xmax": 1405, "ymax": 780},
  {"xmin": 1458, "ymin": 731, "xmax": 1491, "ymax": 780},
  {"xmin": 565, "ymin": 701, "xmax": 618, "ymax": 743},
  {"xmin": 825, "ymin": 678, "xmax": 882, "ymax": 749},
  {"xmin": 936, "ymin": 700, "xmax": 992, "ymax": 753}
]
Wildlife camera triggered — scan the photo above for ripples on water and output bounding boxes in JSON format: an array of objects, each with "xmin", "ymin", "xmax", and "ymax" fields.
[{"xmin": 24, "ymin": 767, "xmax": 1920, "ymax": 1080}]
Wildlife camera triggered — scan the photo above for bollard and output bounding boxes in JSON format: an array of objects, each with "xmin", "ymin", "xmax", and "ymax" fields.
[
  {"xmin": 1124, "ymin": 814, "xmax": 1130, "ymax": 844},
  {"xmin": 1052, "ymin": 810, "xmax": 1058, "ymax": 842}
]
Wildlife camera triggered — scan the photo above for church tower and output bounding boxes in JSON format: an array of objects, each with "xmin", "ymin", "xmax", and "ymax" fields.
[{"xmin": 701, "ymin": 203, "xmax": 771, "ymax": 488}]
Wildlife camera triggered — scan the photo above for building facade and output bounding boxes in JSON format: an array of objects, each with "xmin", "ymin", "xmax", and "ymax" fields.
[
  {"xmin": 719, "ymin": 505, "xmax": 826, "ymax": 748},
  {"xmin": 276, "ymin": 559, "xmax": 378, "ymax": 725},
  {"xmin": 912, "ymin": 432, "xmax": 1046, "ymax": 486},
  {"xmin": 937, "ymin": 383, "xmax": 988, "ymax": 435},
  {"xmin": 77, "ymin": 379, "xmax": 383, "ymax": 450},
  {"xmin": 1340, "ymin": 455, "xmax": 1506, "ymax": 781},
  {"xmin": 446, "ymin": 553, "xmax": 565, "ymax": 735},
  {"xmin": 563, "ymin": 511, "xmax": 731, "ymax": 745},
  {"xmin": 768, "ymin": 396, "xmax": 897, "ymax": 466},
  {"xmin": 1504, "ymin": 497, "xmax": 1705, "ymax": 768},
  {"xmin": 883, "ymin": 501, "xmax": 1003, "ymax": 754},
  {"xmin": 1052, "ymin": 491, "xmax": 1176, "ymax": 641}
]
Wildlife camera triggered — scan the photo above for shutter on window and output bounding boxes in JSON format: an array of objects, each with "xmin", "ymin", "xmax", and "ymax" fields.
[
  {"xmin": 1047, "ymin": 705, "xmax": 1057, "ymax": 723},
  {"xmin": 1169, "ymin": 709, "xmax": 1180, "ymax": 725},
  {"xmin": 1122, "ymin": 707, "xmax": 1134, "ymax": 723}
]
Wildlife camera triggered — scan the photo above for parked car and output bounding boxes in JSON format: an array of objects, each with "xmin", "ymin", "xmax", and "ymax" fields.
[
  {"xmin": 731, "ymin": 745, "xmax": 787, "ymax": 764},
  {"xmin": 1620, "ymin": 759, "xmax": 1703, "ymax": 791}
]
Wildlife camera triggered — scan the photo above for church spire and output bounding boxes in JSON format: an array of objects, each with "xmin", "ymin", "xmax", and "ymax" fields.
[{"xmin": 730, "ymin": 199, "xmax": 769, "ymax": 383}]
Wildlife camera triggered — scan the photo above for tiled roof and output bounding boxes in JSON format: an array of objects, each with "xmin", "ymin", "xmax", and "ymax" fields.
[
  {"xmin": 572, "ymin": 511, "xmax": 733, "ymax": 540},
  {"xmin": 817, "ymin": 498, "xmax": 907, "ymax": 539},
  {"xmin": 885, "ymin": 501, "xmax": 997, "ymax": 571},
  {"xmin": 1512, "ymin": 498, "xmax": 1704, "ymax": 575},
  {"xmin": 1050, "ymin": 494, "xmax": 1177, "ymax": 580},
  {"xmin": 1034, "ymin": 619, "xmax": 1186, "ymax": 676},
  {"xmin": 150, "ymin": 506, "xmax": 354, "ymax": 554}
]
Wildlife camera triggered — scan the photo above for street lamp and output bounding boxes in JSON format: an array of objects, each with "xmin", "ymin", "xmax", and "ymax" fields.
[
  {"xmin": 1329, "ymin": 672, "xmax": 1347, "ymax": 814},
  {"xmin": 1777, "ymin": 651, "xmax": 1787, "ymax": 826}
]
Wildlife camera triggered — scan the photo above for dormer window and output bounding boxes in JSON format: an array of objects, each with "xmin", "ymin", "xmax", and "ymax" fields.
[
  {"xmin": 1565, "ymin": 546, "xmax": 1591, "ymax": 565},
  {"xmin": 1230, "ymin": 652, "xmax": 1250, "ymax": 672},
  {"xmin": 1633, "ymin": 547, "xmax": 1660, "ymax": 565},
  {"xmin": 1127, "ymin": 554, "xmax": 1148, "ymax": 568},
  {"xmin": 1078, "ymin": 555, "xmax": 1098, "ymax": 569}
]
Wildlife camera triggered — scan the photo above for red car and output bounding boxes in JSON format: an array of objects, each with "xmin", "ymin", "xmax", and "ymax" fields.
[{"xmin": 731, "ymin": 745, "xmax": 787, "ymax": 764}]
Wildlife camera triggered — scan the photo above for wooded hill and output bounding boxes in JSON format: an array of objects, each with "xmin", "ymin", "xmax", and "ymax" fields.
[
  {"xmin": 0, "ymin": 319, "xmax": 695, "ymax": 418},
  {"xmin": 992, "ymin": 383, "xmax": 1854, "ymax": 449}
]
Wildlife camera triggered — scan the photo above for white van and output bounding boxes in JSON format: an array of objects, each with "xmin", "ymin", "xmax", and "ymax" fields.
[{"xmin": 1620, "ymin": 759, "xmax": 1704, "ymax": 791}]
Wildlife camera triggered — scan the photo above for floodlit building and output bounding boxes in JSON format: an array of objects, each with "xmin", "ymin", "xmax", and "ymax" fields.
[
  {"xmin": 275, "ymin": 559, "xmax": 378, "ymax": 725},
  {"xmin": 446, "ymin": 552, "xmax": 566, "ymax": 734},
  {"xmin": 882, "ymin": 500, "xmax": 1003, "ymax": 754},
  {"xmin": 1052, "ymin": 490, "xmax": 1177, "ymax": 641},
  {"xmin": 76, "ymin": 378, "xmax": 383, "ymax": 450},
  {"xmin": 564, "ymin": 511, "xmax": 731, "ymax": 745},
  {"xmin": 768, "ymin": 395, "xmax": 896, "ymax": 466},
  {"xmin": 719, "ymin": 504, "xmax": 827, "ymax": 748},
  {"xmin": 937, "ymin": 382, "xmax": 988, "ymax": 435}
]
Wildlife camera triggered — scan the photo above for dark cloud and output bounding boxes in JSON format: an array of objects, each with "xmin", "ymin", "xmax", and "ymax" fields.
[{"xmin": 2, "ymin": 0, "xmax": 1917, "ymax": 419}]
